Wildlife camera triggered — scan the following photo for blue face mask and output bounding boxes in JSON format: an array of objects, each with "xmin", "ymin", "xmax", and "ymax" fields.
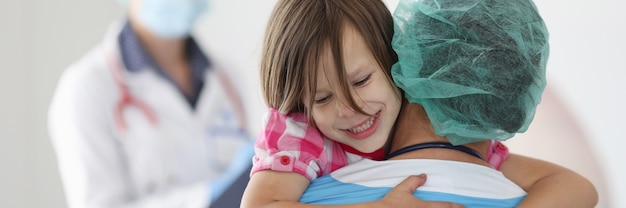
[{"xmin": 137, "ymin": 0, "xmax": 208, "ymax": 39}]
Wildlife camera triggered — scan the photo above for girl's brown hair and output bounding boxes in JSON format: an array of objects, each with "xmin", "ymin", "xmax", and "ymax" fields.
[{"xmin": 260, "ymin": 0, "xmax": 397, "ymax": 120}]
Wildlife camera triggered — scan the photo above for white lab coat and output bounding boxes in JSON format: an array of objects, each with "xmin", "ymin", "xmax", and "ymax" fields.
[{"xmin": 48, "ymin": 23, "xmax": 255, "ymax": 208}]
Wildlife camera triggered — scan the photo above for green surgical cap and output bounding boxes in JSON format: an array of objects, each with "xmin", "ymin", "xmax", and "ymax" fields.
[{"xmin": 391, "ymin": 0, "xmax": 549, "ymax": 145}]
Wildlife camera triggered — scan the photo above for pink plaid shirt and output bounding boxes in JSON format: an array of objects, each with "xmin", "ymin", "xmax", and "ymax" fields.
[
  {"xmin": 250, "ymin": 109, "xmax": 509, "ymax": 181},
  {"xmin": 251, "ymin": 109, "xmax": 361, "ymax": 181}
]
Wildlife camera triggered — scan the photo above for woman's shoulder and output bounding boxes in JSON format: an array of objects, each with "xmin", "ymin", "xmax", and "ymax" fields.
[{"xmin": 60, "ymin": 44, "xmax": 115, "ymax": 90}]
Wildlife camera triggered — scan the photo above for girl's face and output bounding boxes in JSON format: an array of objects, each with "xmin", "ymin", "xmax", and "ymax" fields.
[{"xmin": 309, "ymin": 24, "xmax": 401, "ymax": 153}]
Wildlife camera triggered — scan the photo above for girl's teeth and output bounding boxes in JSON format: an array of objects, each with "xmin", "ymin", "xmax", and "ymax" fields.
[{"xmin": 350, "ymin": 117, "xmax": 375, "ymax": 133}]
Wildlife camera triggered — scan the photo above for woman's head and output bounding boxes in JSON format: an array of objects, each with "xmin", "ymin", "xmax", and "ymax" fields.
[
  {"xmin": 128, "ymin": 0, "xmax": 208, "ymax": 39},
  {"xmin": 392, "ymin": 0, "xmax": 550, "ymax": 145},
  {"xmin": 260, "ymin": 0, "xmax": 400, "ymax": 152}
]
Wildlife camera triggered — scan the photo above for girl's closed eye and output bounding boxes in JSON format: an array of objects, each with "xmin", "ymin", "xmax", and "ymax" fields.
[
  {"xmin": 315, "ymin": 94, "xmax": 332, "ymax": 104},
  {"xmin": 353, "ymin": 74, "xmax": 372, "ymax": 87}
]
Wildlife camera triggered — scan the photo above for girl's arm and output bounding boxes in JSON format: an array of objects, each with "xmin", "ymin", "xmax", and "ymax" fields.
[
  {"xmin": 240, "ymin": 170, "xmax": 311, "ymax": 207},
  {"xmin": 241, "ymin": 170, "xmax": 463, "ymax": 208},
  {"xmin": 501, "ymin": 153, "xmax": 598, "ymax": 208}
]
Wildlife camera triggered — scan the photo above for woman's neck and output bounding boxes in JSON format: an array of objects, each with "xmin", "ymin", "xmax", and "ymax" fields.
[
  {"xmin": 129, "ymin": 18, "xmax": 194, "ymax": 98},
  {"xmin": 390, "ymin": 102, "xmax": 443, "ymax": 150},
  {"xmin": 389, "ymin": 101, "xmax": 490, "ymax": 166}
]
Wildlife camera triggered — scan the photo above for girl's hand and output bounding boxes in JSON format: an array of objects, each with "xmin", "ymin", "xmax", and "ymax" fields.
[{"xmin": 379, "ymin": 174, "xmax": 465, "ymax": 208}]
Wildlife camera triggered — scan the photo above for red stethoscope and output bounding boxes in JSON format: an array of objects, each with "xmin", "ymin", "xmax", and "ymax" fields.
[{"xmin": 106, "ymin": 47, "xmax": 248, "ymax": 133}]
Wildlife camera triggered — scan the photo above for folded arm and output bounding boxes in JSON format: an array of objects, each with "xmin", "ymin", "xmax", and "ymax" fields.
[{"xmin": 241, "ymin": 170, "xmax": 462, "ymax": 208}]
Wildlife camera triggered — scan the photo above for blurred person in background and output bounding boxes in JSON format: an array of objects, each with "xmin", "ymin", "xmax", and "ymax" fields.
[{"xmin": 48, "ymin": 0, "xmax": 254, "ymax": 207}]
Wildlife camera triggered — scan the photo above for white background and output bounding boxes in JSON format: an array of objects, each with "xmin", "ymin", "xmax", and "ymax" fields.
[{"xmin": 0, "ymin": 0, "xmax": 623, "ymax": 207}]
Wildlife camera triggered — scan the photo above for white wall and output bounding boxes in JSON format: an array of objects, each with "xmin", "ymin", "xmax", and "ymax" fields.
[
  {"xmin": 1, "ymin": 0, "xmax": 124, "ymax": 207},
  {"xmin": 1, "ymin": 0, "xmax": 623, "ymax": 207}
]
